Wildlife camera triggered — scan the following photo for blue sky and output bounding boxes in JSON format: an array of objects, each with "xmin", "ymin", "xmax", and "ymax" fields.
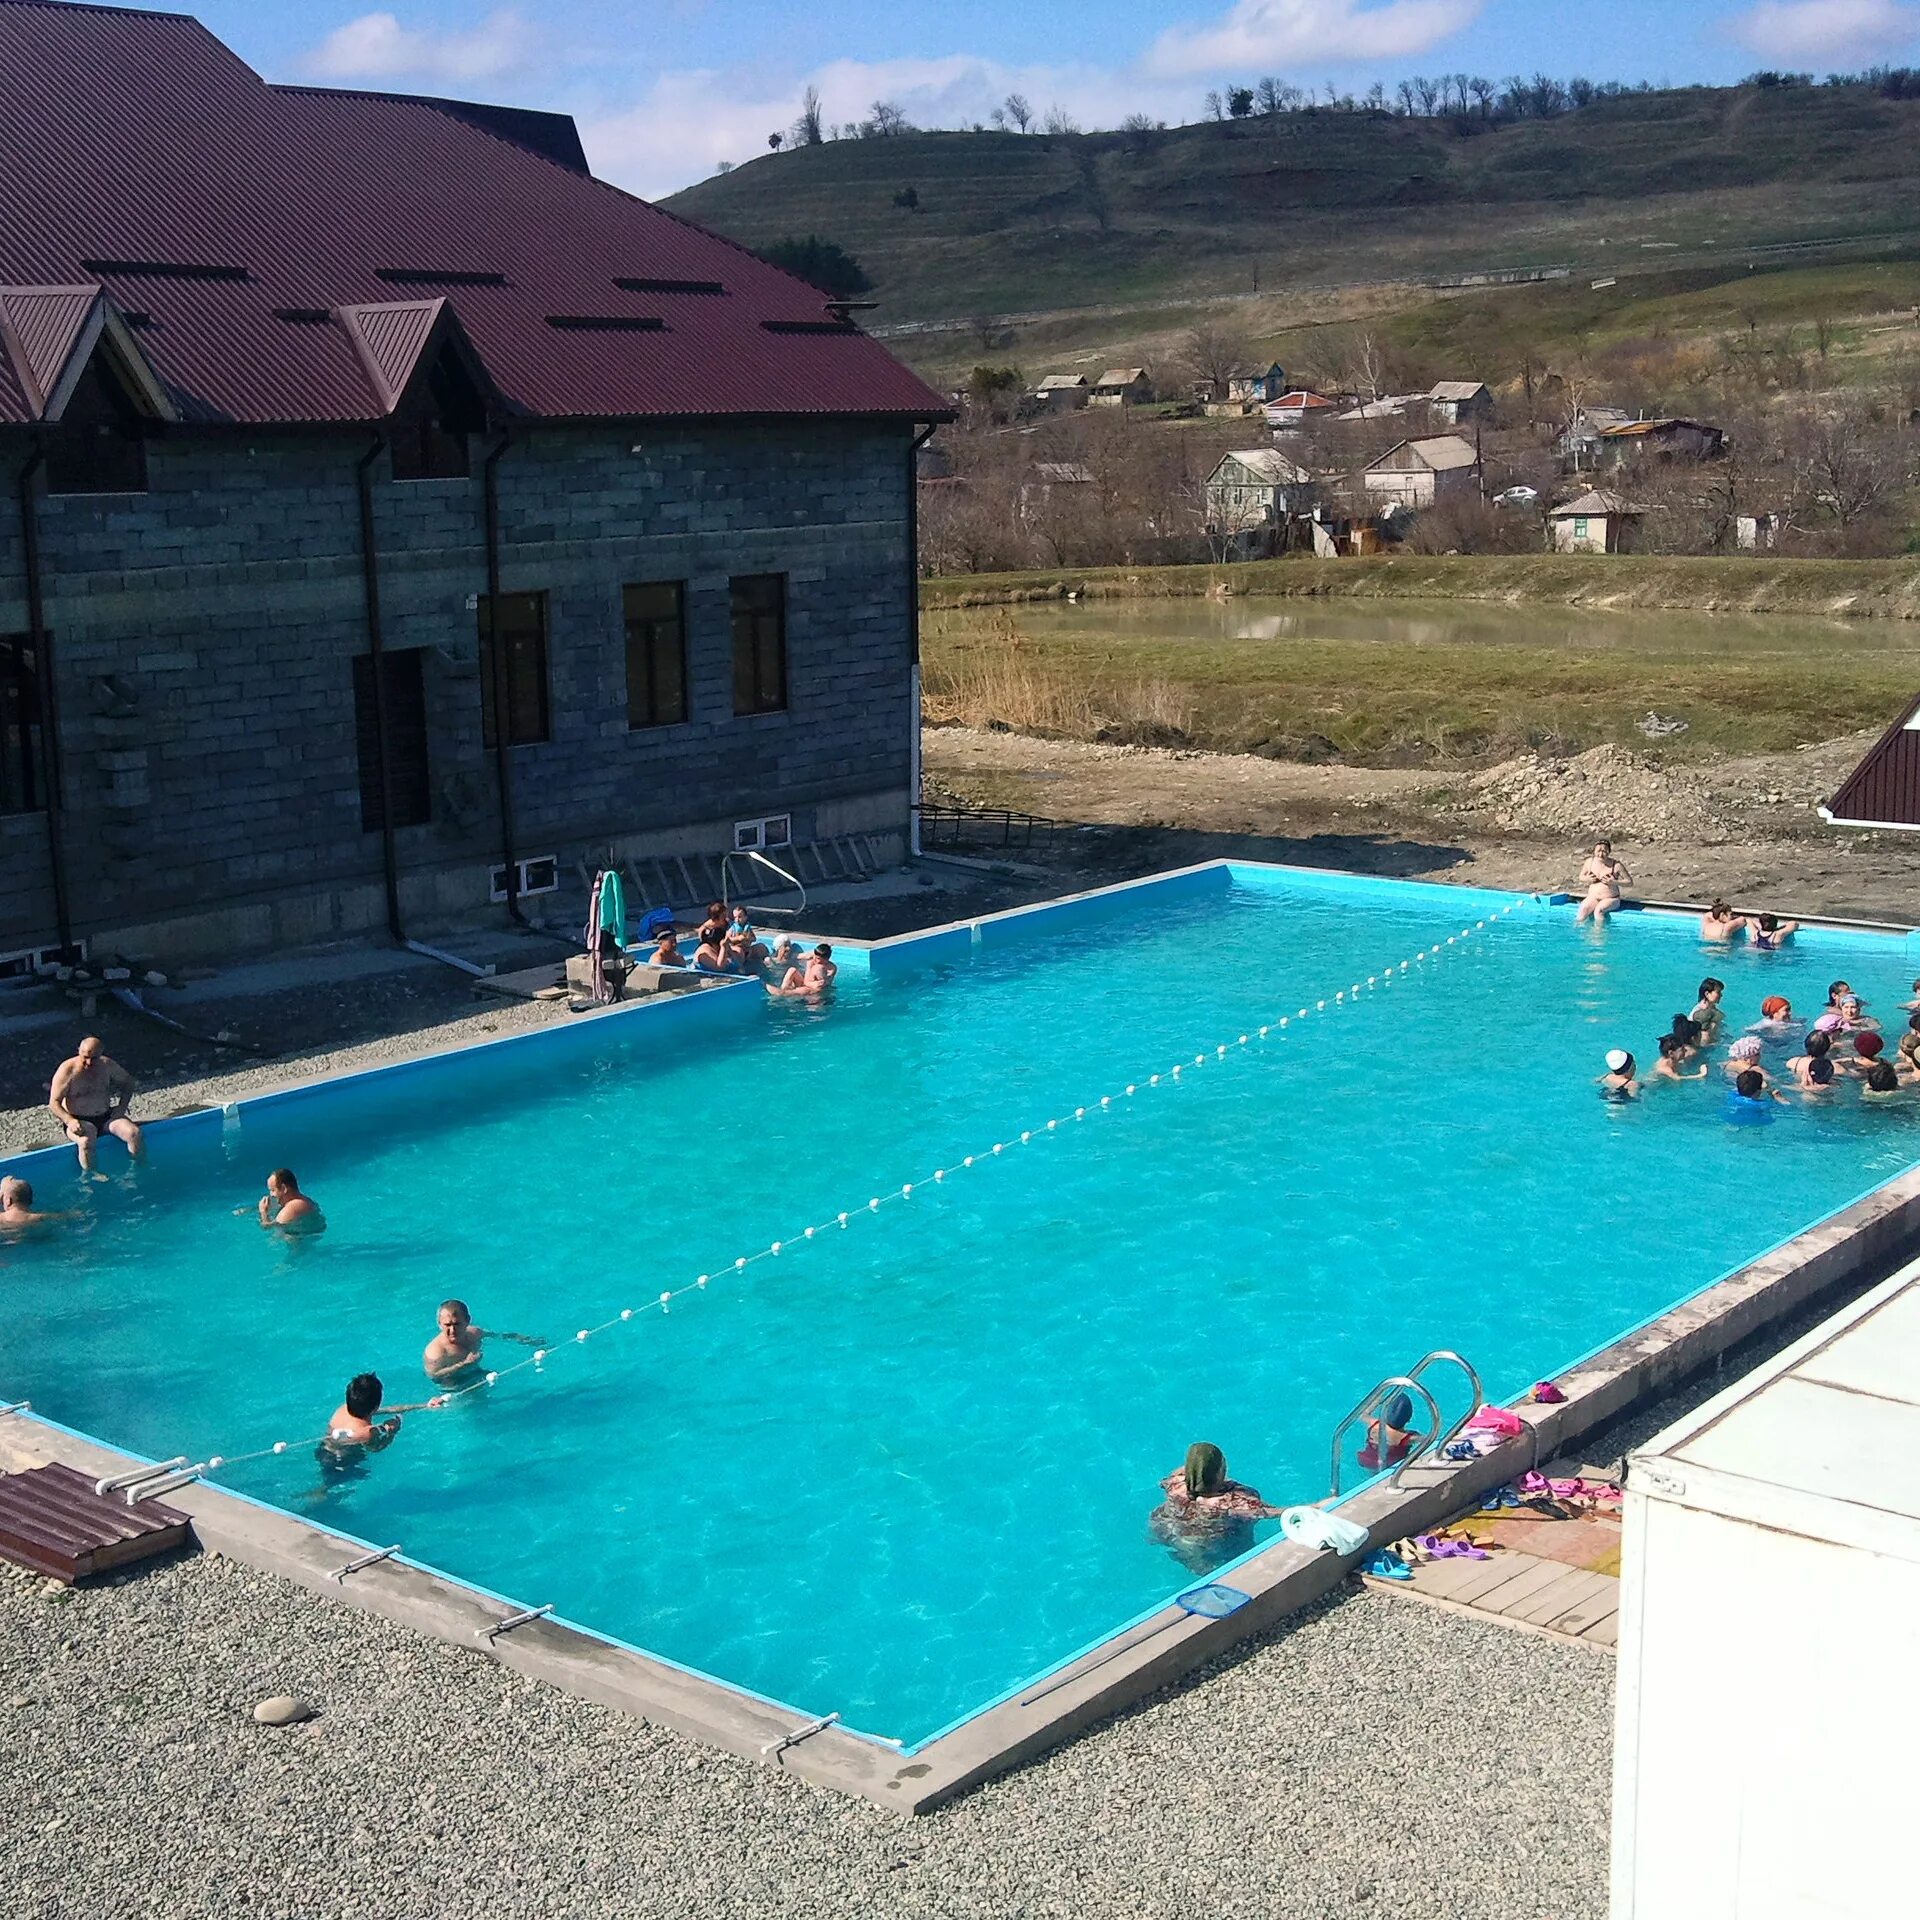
[{"xmin": 163, "ymin": 0, "xmax": 1920, "ymax": 195}]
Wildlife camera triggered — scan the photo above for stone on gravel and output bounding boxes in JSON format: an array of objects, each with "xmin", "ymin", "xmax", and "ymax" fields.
[{"xmin": 251, "ymin": 1694, "xmax": 314, "ymax": 1727}]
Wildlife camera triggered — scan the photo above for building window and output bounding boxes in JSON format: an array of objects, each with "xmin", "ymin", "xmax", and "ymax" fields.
[
  {"xmin": 1573, "ymin": 517, "xmax": 1589, "ymax": 540},
  {"xmin": 389, "ymin": 359, "xmax": 476, "ymax": 481},
  {"xmin": 352, "ymin": 648, "xmax": 433, "ymax": 831},
  {"xmin": 731, "ymin": 573, "xmax": 787, "ymax": 717},
  {"xmin": 623, "ymin": 582, "xmax": 688, "ymax": 729},
  {"xmin": 478, "ymin": 591, "xmax": 551, "ymax": 747},
  {"xmin": 44, "ymin": 359, "xmax": 147, "ymax": 495},
  {"xmin": 0, "ymin": 636, "xmax": 46, "ymax": 816}
]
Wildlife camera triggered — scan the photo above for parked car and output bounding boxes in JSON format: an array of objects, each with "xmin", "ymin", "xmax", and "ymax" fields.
[{"xmin": 1493, "ymin": 484, "xmax": 1540, "ymax": 508}]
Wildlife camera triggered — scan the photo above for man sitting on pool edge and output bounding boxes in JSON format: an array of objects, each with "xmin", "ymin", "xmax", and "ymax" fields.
[{"xmin": 424, "ymin": 1299, "xmax": 546, "ymax": 1383}]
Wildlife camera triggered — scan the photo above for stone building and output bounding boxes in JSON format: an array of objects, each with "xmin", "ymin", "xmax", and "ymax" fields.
[{"xmin": 0, "ymin": 0, "xmax": 947, "ymax": 966}]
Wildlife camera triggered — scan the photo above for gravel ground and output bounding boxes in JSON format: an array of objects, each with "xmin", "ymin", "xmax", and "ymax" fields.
[{"xmin": 2, "ymin": 1557, "xmax": 1610, "ymax": 1920}]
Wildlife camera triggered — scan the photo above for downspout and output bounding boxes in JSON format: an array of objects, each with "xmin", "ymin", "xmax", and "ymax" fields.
[
  {"xmin": 353, "ymin": 438, "xmax": 491, "ymax": 981},
  {"xmin": 906, "ymin": 422, "xmax": 937, "ymax": 858},
  {"xmin": 354, "ymin": 436, "xmax": 405, "ymax": 946},
  {"xmin": 17, "ymin": 445, "xmax": 75, "ymax": 957},
  {"xmin": 481, "ymin": 428, "xmax": 528, "ymax": 927}
]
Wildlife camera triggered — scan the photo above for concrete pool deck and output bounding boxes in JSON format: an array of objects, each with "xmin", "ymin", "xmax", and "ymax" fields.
[{"xmin": 8, "ymin": 858, "xmax": 1920, "ymax": 1816}]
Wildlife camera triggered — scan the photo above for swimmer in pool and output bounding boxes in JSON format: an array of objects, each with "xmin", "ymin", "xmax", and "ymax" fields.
[
  {"xmin": 1691, "ymin": 978, "xmax": 1726, "ymax": 1044},
  {"xmin": 1700, "ymin": 900, "xmax": 1746, "ymax": 942},
  {"xmin": 1652, "ymin": 1034, "xmax": 1707, "ymax": 1083},
  {"xmin": 1788, "ymin": 1029, "xmax": 1834, "ymax": 1087},
  {"xmin": 767, "ymin": 942, "xmax": 837, "ymax": 999},
  {"xmin": 1864, "ymin": 1061, "xmax": 1906, "ymax": 1101},
  {"xmin": 1149, "ymin": 1442, "xmax": 1282, "ymax": 1572},
  {"xmin": 1598, "ymin": 1048, "xmax": 1638, "ymax": 1099},
  {"xmin": 650, "ymin": 927, "xmax": 686, "ymax": 967},
  {"xmin": 1750, "ymin": 912, "xmax": 1799, "ymax": 952},
  {"xmin": 1724, "ymin": 1035, "xmax": 1767, "ymax": 1084},
  {"xmin": 0, "ymin": 1176, "xmax": 76, "ymax": 1231},
  {"xmin": 1729, "ymin": 1068, "xmax": 1788, "ymax": 1114},
  {"xmin": 1746, "ymin": 995, "xmax": 1798, "ymax": 1041},
  {"xmin": 695, "ymin": 900, "xmax": 728, "ymax": 948},
  {"xmin": 423, "ymin": 1299, "xmax": 545, "ymax": 1383},
  {"xmin": 1358, "ymin": 1392, "xmax": 1420, "ymax": 1469},
  {"xmin": 1797, "ymin": 1056, "xmax": 1838, "ymax": 1098},
  {"xmin": 1903, "ymin": 978, "xmax": 1920, "ymax": 1013},
  {"xmin": 1896, "ymin": 1018, "xmax": 1920, "ymax": 1079},
  {"xmin": 1844, "ymin": 1031, "xmax": 1888, "ymax": 1080},
  {"xmin": 322, "ymin": 1372, "xmax": 443, "ymax": 1455},
  {"xmin": 257, "ymin": 1167, "xmax": 324, "ymax": 1233},
  {"xmin": 692, "ymin": 929, "xmax": 732, "ymax": 973},
  {"xmin": 1667, "ymin": 1015, "xmax": 1703, "ymax": 1061}
]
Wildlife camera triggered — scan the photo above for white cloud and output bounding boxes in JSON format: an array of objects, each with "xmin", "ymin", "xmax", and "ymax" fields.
[
  {"xmin": 1148, "ymin": 0, "xmax": 1482, "ymax": 79},
  {"xmin": 1727, "ymin": 0, "xmax": 1919, "ymax": 63},
  {"xmin": 580, "ymin": 55, "xmax": 1187, "ymax": 200},
  {"xmin": 304, "ymin": 9, "xmax": 535, "ymax": 86}
]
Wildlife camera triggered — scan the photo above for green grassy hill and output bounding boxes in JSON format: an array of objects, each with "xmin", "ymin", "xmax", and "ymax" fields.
[{"xmin": 663, "ymin": 83, "xmax": 1920, "ymax": 340}]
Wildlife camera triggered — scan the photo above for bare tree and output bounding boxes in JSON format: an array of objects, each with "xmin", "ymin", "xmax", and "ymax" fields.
[
  {"xmin": 1412, "ymin": 74, "xmax": 1441, "ymax": 114},
  {"xmin": 864, "ymin": 99, "xmax": 909, "ymax": 137},
  {"xmin": 1177, "ymin": 318, "xmax": 1256, "ymax": 402},
  {"xmin": 1468, "ymin": 75, "xmax": 1496, "ymax": 115},
  {"xmin": 790, "ymin": 85, "xmax": 824, "ymax": 147},
  {"xmin": 1003, "ymin": 92, "xmax": 1033, "ymax": 133},
  {"xmin": 1812, "ymin": 312, "xmax": 1836, "ymax": 360},
  {"xmin": 1256, "ymin": 75, "xmax": 1286, "ymax": 114},
  {"xmin": 1395, "ymin": 79, "xmax": 1417, "ymax": 115},
  {"xmin": 1334, "ymin": 328, "xmax": 1389, "ymax": 402},
  {"xmin": 1120, "ymin": 111, "xmax": 1159, "ymax": 152},
  {"xmin": 1204, "ymin": 90, "xmax": 1224, "ymax": 120},
  {"xmin": 1789, "ymin": 406, "xmax": 1908, "ymax": 527},
  {"xmin": 1042, "ymin": 104, "xmax": 1080, "ymax": 134}
]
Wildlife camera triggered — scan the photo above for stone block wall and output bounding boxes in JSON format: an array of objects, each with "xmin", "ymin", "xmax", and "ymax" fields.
[{"xmin": 0, "ymin": 419, "xmax": 914, "ymax": 959}]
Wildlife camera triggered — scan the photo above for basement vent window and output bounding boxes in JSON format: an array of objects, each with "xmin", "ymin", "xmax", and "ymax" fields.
[
  {"xmin": 375, "ymin": 268, "xmax": 508, "ymax": 287},
  {"xmin": 488, "ymin": 855, "xmax": 560, "ymax": 902},
  {"xmin": 80, "ymin": 258, "xmax": 249, "ymax": 282},
  {"xmin": 760, "ymin": 319, "xmax": 857, "ymax": 335},
  {"xmin": 732, "ymin": 813, "xmax": 792, "ymax": 853},
  {"xmin": 543, "ymin": 314, "xmax": 664, "ymax": 332},
  {"xmin": 273, "ymin": 307, "xmax": 334, "ymax": 325},
  {"xmin": 613, "ymin": 277, "xmax": 724, "ymax": 295},
  {"xmin": 0, "ymin": 939, "xmax": 88, "ymax": 984}
]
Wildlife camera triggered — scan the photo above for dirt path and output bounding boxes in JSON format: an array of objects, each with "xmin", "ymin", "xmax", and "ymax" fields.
[{"xmin": 925, "ymin": 726, "xmax": 1920, "ymax": 923}]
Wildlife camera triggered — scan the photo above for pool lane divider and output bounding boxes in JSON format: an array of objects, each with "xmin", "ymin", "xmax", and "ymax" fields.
[{"xmin": 121, "ymin": 902, "xmax": 1528, "ymax": 1497}]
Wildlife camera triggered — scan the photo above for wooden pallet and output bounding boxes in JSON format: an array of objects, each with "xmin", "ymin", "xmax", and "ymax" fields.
[
  {"xmin": 1363, "ymin": 1547, "xmax": 1619, "ymax": 1651},
  {"xmin": 0, "ymin": 1462, "xmax": 192, "ymax": 1584}
]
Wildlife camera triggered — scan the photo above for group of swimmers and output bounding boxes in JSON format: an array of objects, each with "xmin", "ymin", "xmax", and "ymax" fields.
[
  {"xmin": 645, "ymin": 902, "xmax": 838, "ymax": 1000},
  {"xmin": 1599, "ymin": 973, "xmax": 1920, "ymax": 1115}
]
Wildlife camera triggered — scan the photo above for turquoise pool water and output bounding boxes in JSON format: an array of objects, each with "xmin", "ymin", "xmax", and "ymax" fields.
[{"xmin": 7, "ymin": 868, "xmax": 1920, "ymax": 1744}]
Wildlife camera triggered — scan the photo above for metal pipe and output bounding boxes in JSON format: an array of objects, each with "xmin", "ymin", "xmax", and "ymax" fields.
[
  {"xmin": 403, "ymin": 937, "xmax": 491, "ymax": 978},
  {"xmin": 906, "ymin": 422, "xmax": 937, "ymax": 859},
  {"xmin": 480, "ymin": 429, "xmax": 528, "ymax": 928},
  {"xmin": 354, "ymin": 436, "xmax": 405, "ymax": 946},
  {"xmin": 17, "ymin": 447, "xmax": 75, "ymax": 956}
]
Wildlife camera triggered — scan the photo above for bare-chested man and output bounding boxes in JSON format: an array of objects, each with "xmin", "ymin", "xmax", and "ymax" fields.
[
  {"xmin": 0, "ymin": 1176, "xmax": 74, "ymax": 1231},
  {"xmin": 423, "ymin": 1298, "xmax": 543, "ymax": 1383},
  {"xmin": 257, "ymin": 1168, "xmax": 324, "ymax": 1234},
  {"xmin": 48, "ymin": 1036, "xmax": 143, "ymax": 1172},
  {"xmin": 321, "ymin": 1372, "xmax": 443, "ymax": 1455}
]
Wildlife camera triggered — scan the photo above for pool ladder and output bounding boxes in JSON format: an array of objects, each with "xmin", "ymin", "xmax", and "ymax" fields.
[{"xmin": 1328, "ymin": 1350, "xmax": 1485, "ymax": 1499}]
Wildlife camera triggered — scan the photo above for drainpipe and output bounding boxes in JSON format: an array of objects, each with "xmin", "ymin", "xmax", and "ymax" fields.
[
  {"xmin": 906, "ymin": 422, "xmax": 937, "ymax": 858},
  {"xmin": 17, "ymin": 446, "xmax": 75, "ymax": 958},
  {"xmin": 481, "ymin": 428, "xmax": 528, "ymax": 927},
  {"xmin": 354, "ymin": 437, "xmax": 405, "ymax": 946}
]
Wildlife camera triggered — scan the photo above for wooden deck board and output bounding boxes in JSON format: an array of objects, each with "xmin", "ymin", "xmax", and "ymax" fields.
[{"xmin": 1508, "ymin": 1568, "xmax": 1615, "ymax": 1628}]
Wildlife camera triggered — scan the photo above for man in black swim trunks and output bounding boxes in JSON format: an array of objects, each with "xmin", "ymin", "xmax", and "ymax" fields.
[{"xmin": 48, "ymin": 1036, "xmax": 143, "ymax": 1173}]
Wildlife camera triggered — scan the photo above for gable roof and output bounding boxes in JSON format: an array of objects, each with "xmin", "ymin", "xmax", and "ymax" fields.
[
  {"xmin": 1550, "ymin": 488, "xmax": 1639, "ymax": 517},
  {"xmin": 1211, "ymin": 449, "xmax": 1309, "ymax": 486},
  {"xmin": 0, "ymin": 0, "xmax": 945, "ymax": 428},
  {"xmin": 1822, "ymin": 693, "xmax": 1920, "ymax": 831},
  {"xmin": 1429, "ymin": 380, "xmax": 1489, "ymax": 402},
  {"xmin": 1367, "ymin": 433, "xmax": 1478, "ymax": 473},
  {"xmin": 0, "ymin": 282, "xmax": 177, "ymax": 420},
  {"xmin": 1094, "ymin": 367, "xmax": 1147, "ymax": 386},
  {"xmin": 1035, "ymin": 373, "xmax": 1088, "ymax": 390}
]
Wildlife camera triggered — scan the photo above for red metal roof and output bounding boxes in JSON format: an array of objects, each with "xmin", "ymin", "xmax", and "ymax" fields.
[
  {"xmin": 1822, "ymin": 693, "xmax": 1920, "ymax": 830},
  {"xmin": 0, "ymin": 0, "xmax": 948, "ymax": 427},
  {"xmin": 0, "ymin": 284, "xmax": 96, "ymax": 411}
]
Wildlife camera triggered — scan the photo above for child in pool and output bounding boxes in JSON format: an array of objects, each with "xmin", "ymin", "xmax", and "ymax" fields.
[
  {"xmin": 1652, "ymin": 1034, "xmax": 1707, "ymax": 1083},
  {"xmin": 1727, "ymin": 1068, "xmax": 1788, "ymax": 1119},
  {"xmin": 1788, "ymin": 1029, "xmax": 1834, "ymax": 1087}
]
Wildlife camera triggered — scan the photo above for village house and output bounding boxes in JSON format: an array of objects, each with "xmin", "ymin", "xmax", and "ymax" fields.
[
  {"xmin": 1597, "ymin": 417, "xmax": 1726, "ymax": 465},
  {"xmin": 1360, "ymin": 434, "xmax": 1481, "ymax": 512},
  {"xmin": 1089, "ymin": 367, "xmax": 1152, "ymax": 408},
  {"xmin": 1427, "ymin": 380, "xmax": 1493, "ymax": 426},
  {"xmin": 1031, "ymin": 373, "xmax": 1090, "ymax": 414},
  {"xmin": 1737, "ymin": 510, "xmax": 1781, "ymax": 551},
  {"xmin": 0, "ymin": 0, "xmax": 947, "ymax": 967},
  {"xmin": 1557, "ymin": 405, "xmax": 1636, "ymax": 471},
  {"xmin": 1549, "ymin": 489, "xmax": 1643, "ymax": 553},
  {"xmin": 1331, "ymin": 394, "xmax": 1424, "ymax": 426},
  {"xmin": 1263, "ymin": 390, "xmax": 1335, "ymax": 431},
  {"xmin": 1226, "ymin": 363, "xmax": 1288, "ymax": 406},
  {"xmin": 1203, "ymin": 449, "xmax": 1311, "ymax": 557}
]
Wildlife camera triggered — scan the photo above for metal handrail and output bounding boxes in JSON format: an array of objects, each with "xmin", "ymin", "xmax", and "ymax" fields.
[
  {"xmin": 722, "ymin": 849, "xmax": 807, "ymax": 919},
  {"xmin": 1328, "ymin": 1374, "xmax": 1442, "ymax": 1500},
  {"xmin": 1405, "ymin": 1349, "xmax": 1485, "ymax": 1460}
]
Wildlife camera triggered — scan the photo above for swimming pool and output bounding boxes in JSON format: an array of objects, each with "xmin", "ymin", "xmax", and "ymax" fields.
[{"xmin": 7, "ymin": 864, "xmax": 1920, "ymax": 1747}]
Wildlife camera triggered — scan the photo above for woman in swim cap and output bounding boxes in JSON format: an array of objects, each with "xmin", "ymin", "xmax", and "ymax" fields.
[
  {"xmin": 1747, "ymin": 995, "xmax": 1798, "ymax": 1041},
  {"xmin": 1358, "ymin": 1392, "xmax": 1419, "ymax": 1470},
  {"xmin": 1724, "ymin": 1034, "xmax": 1766, "ymax": 1083},
  {"xmin": 1598, "ymin": 1048, "xmax": 1638, "ymax": 1099}
]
